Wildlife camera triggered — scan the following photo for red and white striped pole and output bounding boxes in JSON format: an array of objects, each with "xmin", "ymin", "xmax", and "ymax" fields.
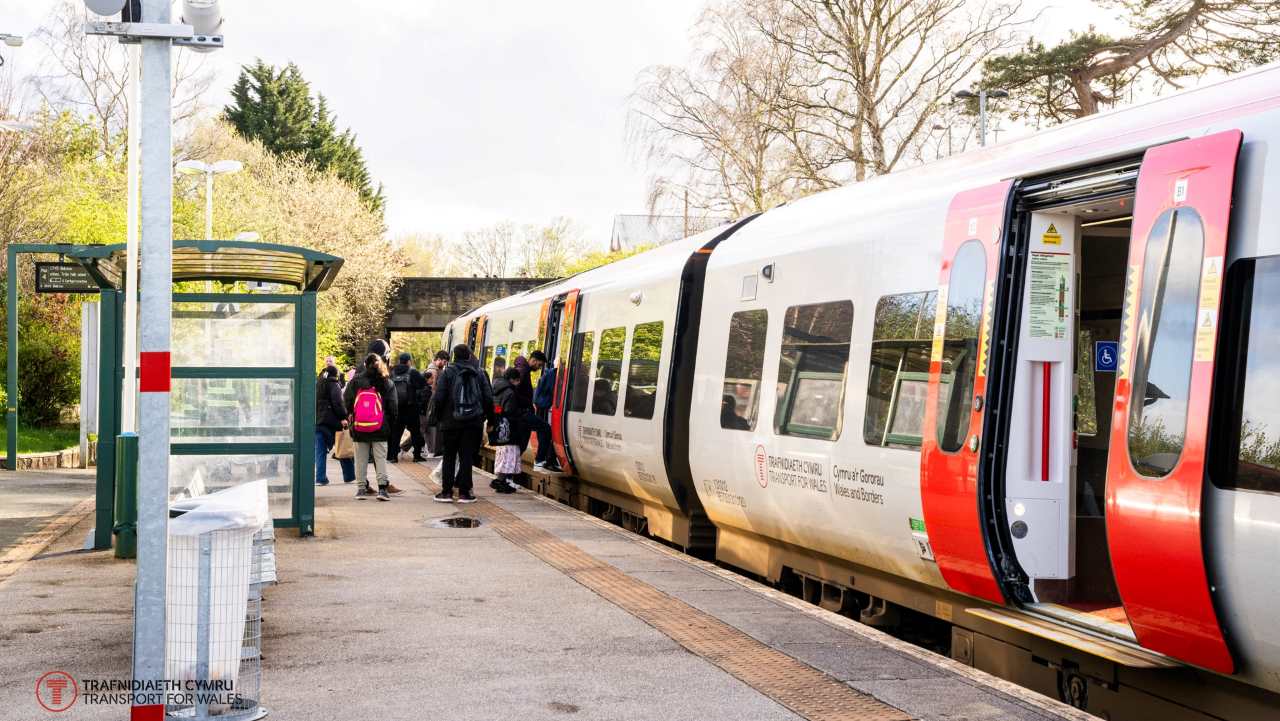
[{"xmin": 131, "ymin": 0, "xmax": 173, "ymax": 717}]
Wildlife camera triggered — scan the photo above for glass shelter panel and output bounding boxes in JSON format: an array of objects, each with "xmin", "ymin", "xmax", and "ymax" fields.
[
  {"xmin": 171, "ymin": 378, "xmax": 294, "ymax": 443},
  {"xmin": 170, "ymin": 454, "xmax": 295, "ymax": 519},
  {"xmin": 172, "ymin": 302, "xmax": 295, "ymax": 367}
]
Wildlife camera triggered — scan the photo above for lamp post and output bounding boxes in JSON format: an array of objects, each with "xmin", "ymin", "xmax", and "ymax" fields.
[
  {"xmin": 931, "ymin": 123, "xmax": 953, "ymax": 157},
  {"xmin": 176, "ymin": 159, "xmax": 243, "ymax": 240},
  {"xmin": 953, "ymin": 88, "xmax": 1009, "ymax": 147}
]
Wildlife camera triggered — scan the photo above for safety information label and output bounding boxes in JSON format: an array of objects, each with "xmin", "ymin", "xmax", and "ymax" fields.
[{"xmin": 1029, "ymin": 252, "xmax": 1071, "ymax": 339}]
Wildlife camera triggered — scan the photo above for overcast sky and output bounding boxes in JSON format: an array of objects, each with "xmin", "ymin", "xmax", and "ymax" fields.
[{"xmin": 3, "ymin": 2, "xmax": 1123, "ymax": 248}]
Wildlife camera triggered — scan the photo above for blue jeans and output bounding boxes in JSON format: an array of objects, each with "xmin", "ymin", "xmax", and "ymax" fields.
[{"xmin": 315, "ymin": 427, "xmax": 334, "ymax": 484}]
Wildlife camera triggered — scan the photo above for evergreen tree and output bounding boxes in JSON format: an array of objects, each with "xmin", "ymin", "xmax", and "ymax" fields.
[
  {"xmin": 980, "ymin": 1, "xmax": 1280, "ymax": 126},
  {"xmin": 224, "ymin": 60, "xmax": 385, "ymax": 213}
]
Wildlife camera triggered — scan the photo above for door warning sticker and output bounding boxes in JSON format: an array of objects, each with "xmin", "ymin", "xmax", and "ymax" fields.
[
  {"xmin": 1029, "ymin": 252, "xmax": 1071, "ymax": 340},
  {"xmin": 1041, "ymin": 223, "xmax": 1062, "ymax": 245}
]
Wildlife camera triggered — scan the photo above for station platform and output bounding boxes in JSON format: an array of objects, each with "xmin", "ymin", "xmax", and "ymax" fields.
[{"xmin": 0, "ymin": 459, "xmax": 1089, "ymax": 720}]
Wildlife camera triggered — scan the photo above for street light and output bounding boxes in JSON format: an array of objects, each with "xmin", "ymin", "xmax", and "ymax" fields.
[
  {"xmin": 176, "ymin": 159, "xmax": 243, "ymax": 240},
  {"xmin": 954, "ymin": 88, "xmax": 1009, "ymax": 147}
]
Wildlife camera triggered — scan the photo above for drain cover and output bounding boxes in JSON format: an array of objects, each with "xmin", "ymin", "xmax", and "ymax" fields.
[{"xmin": 430, "ymin": 515, "xmax": 482, "ymax": 529}]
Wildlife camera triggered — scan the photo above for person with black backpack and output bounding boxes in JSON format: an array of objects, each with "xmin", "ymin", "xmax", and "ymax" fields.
[
  {"xmin": 388, "ymin": 352, "xmax": 427, "ymax": 463},
  {"xmin": 428, "ymin": 344, "xmax": 496, "ymax": 503}
]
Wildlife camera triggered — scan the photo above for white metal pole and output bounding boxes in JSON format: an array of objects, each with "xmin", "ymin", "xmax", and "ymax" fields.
[
  {"xmin": 122, "ymin": 44, "xmax": 141, "ymax": 434},
  {"xmin": 204, "ymin": 169, "xmax": 213, "ymax": 240},
  {"xmin": 978, "ymin": 91, "xmax": 988, "ymax": 148},
  {"xmin": 132, "ymin": 0, "xmax": 173, "ymax": 716}
]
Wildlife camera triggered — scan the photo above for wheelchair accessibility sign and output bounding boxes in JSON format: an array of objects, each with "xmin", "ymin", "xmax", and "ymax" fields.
[{"xmin": 1095, "ymin": 340, "xmax": 1119, "ymax": 372}]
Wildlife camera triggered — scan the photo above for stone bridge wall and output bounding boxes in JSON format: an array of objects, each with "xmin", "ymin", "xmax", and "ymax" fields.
[{"xmin": 385, "ymin": 277, "xmax": 554, "ymax": 334}]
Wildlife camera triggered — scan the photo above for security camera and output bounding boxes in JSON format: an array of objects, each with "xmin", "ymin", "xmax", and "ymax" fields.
[
  {"xmin": 83, "ymin": 0, "xmax": 127, "ymax": 15},
  {"xmin": 0, "ymin": 35, "xmax": 22, "ymax": 48},
  {"xmin": 182, "ymin": 0, "xmax": 223, "ymax": 36}
]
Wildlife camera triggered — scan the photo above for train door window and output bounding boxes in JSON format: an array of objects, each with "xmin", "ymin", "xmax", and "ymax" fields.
[
  {"xmin": 1076, "ymin": 328, "xmax": 1098, "ymax": 436},
  {"xmin": 1127, "ymin": 208, "xmax": 1204, "ymax": 478},
  {"xmin": 492, "ymin": 344, "xmax": 508, "ymax": 379},
  {"xmin": 481, "ymin": 345, "xmax": 494, "ymax": 376},
  {"xmin": 864, "ymin": 291, "xmax": 935, "ymax": 449},
  {"xmin": 526, "ymin": 339, "xmax": 540, "ymax": 386},
  {"xmin": 624, "ymin": 321, "xmax": 664, "ymax": 419},
  {"xmin": 1213, "ymin": 256, "xmax": 1280, "ymax": 494},
  {"xmin": 774, "ymin": 301, "xmax": 854, "ymax": 440},
  {"xmin": 592, "ymin": 326, "xmax": 626, "ymax": 416},
  {"xmin": 721, "ymin": 310, "xmax": 768, "ymax": 431},
  {"xmin": 937, "ymin": 241, "xmax": 987, "ymax": 452},
  {"xmin": 569, "ymin": 331, "xmax": 595, "ymax": 412}
]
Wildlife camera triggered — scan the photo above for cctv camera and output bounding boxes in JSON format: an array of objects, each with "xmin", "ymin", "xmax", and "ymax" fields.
[
  {"xmin": 1, "ymin": 36, "xmax": 23, "ymax": 48},
  {"xmin": 83, "ymin": 0, "xmax": 127, "ymax": 16},
  {"xmin": 182, "ymin": 1, "xmax": 223, "ymax": 36}
]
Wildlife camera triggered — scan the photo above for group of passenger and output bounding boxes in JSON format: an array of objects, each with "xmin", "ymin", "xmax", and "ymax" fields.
[{"xmin": 313, "ymin": 339, "xmax": 561, "ymax": 504}]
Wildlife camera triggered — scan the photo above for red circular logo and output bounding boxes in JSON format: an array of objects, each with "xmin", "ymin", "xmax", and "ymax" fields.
[
  {"xmin": 35, "ymin": 671, "xmax": 78, "ymax": 712},
  {"xmin": 754, "ymin": 445, "xmax": 768, "ymax": 488}
]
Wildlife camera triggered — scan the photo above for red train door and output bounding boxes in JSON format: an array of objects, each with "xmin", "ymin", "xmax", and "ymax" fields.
[
  {"xmin": 550, "ymin": 290, "xmax": 580, "ymax": 474},
  {"xmin": 920, "ymin": 182, "xmax": 1012, "ymax": 604},
  {"xmin": 1104, "ymin": 130, "xmax": 1241, "ymax": 673}
]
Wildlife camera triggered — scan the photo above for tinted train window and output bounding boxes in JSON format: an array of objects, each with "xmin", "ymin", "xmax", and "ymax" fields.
[
  {"xmin": 864, "ymin": 291, "xmax": 936, "ymax": 449},
  {"xmin": 721, "ymin": 310, "xmax": 768, "ymax": 431},
  {"xmin": 569, "ymin": 331, "xmax": 594, "ymax": 413},
  {"xmin": 1127, "ymin": 208, "xmax": 1203, "ymax": 478},
  {"xmin": 492, "ymin": 344, "xmax": 508, "ymax": 378},
  {"xmin": 937, "ymin": 241, "xmax": 987, "ymax": 453},
  {"xmin": 592, "ymin": 327, "xmax": 626, "ymax": 416},
  {"xmin": 624, "ymin": 322, "xmax": 664, "ymax": 419},
  {"xmin": 509, "ymin": 341, "xmax": 524, "ymax": 361},
  {"xmin": 1213, "ymin": 256, "xmax": 1280, "ymax": 494},
  {"xmin": 774, "ymin": 301, "xmax": 854, "ymax": 440}
]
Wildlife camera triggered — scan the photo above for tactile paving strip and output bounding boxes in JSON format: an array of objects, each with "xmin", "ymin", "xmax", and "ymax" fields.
[{"xmin": 399, "ymin": 463, "xmax": 911, "ymax": 721}]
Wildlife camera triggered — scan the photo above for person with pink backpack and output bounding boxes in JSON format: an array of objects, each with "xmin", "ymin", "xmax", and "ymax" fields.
[{"xmin": 342, "ymin": 353, "xmax": 400, "ymax": 501}]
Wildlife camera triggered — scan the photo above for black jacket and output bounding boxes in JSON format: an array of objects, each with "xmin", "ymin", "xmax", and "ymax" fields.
[
  {"xmin": 316, "ymin": 375, "xmax": 347, "ymax": 431},
  {"xmin": 390, "ymin": 363, "xmax": 426, "ymax": 414},
  {"xmin": 429, "ymin": 358, "xmax": 496, "ymax": 431},
  {"xmin": 343, "ymin": 371, "xmax": 399, "ymax": 442}
]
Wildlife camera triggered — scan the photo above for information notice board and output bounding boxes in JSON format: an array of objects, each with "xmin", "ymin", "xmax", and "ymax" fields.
[
  {"xmin": 1028, "ymin": 252, "xmax": 1070, "ymax": 340},
  {"xmin": 35, "ymin": 262, "xmax": 100, "ymax": 294}
]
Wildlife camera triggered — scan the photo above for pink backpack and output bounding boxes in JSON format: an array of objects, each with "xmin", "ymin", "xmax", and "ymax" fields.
[{"xmin": 352, "ymin": 386, "xmax": 385, "ymax": 432}]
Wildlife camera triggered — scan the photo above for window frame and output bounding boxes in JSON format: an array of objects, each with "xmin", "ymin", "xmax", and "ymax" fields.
[
  {"xmin": 624, "ymin": 321, "xmax": 664, "ymax": 420},
  {"xmin": 591, "ymin": 326, "xmax": 627, "ymax": 417},
  {"xmin": 772, "ymin": 300, "xmax": 855, "ymax": 441},
  {"xmin": 1125, "ymin": 207, "xmax": 1205, "ymax": 479},
  {"xmin": 936, "ymin": 240, "xmax": 987, "ymax": 454},
  {"xmin": 568, "ymin": 330, "xmax": 596, "ymax": 413},
  {"xmin": 720, "ymin": 309, "xmax": 769, "ymax": 432},
  {"xmin": 1211, "ymin": 254, "xmax": 1280, "ymax": 496}
]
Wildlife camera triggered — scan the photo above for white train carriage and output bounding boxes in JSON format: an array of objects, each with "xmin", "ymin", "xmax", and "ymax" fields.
[{"xmin": 440, "ymin": 63, "xmax": 1280, "ymax": 716}]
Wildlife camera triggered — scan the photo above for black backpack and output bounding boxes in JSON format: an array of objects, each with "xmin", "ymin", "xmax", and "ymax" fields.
[
  {"xmin": 392, "ymin": 372, "xmax": 411, "ymax": 408},
  {"xmin": 451, "ymin": 366, "xmax": 484, "ymax": 423}
]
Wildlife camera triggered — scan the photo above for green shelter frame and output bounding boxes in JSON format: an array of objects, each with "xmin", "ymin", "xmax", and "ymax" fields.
[{"xmin": 5, "ymin": 240, "xmax": 342, "ymax": 549}]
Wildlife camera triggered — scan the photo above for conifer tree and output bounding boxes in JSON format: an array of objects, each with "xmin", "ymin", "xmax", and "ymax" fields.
[{"xmin": 224, "ymin": 60, "xmax": 385, "ymax": 213}]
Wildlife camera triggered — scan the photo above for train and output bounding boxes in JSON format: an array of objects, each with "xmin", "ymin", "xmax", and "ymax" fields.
[{"xmin": 439, "ymin": 62, "xmax": 1280, "ymax": 719}]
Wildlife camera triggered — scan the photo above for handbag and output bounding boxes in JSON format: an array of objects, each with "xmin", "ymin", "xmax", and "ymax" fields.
[{"xmin": 332, "ymin": 429, "xmax": 355, "ymax": 459}]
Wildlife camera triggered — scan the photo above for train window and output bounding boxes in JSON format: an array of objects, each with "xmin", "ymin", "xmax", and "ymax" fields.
[
  {"xmin": 592, "ymin": 327, "xmax": 626, "ymax": 416},
  {"xmin": 1212, "ymin": 256, "xmax": 1280, "ymax": 495},
  {"xmin": 624, "ymin": 322, "xmax": 664, "ymax": 419},
  {"xmin": 937, "ymin": 241, "xmax": 986, "ymax": 453},
  {"xmin": 774, "ymin": 301, "xmax": 854, "ymax": 440},
  {"xmin": 721, "ymin": 310, "xmax": 768, "ymax": 431},
  {"xmin": 863, "ymin": 291, "xmax": 935, "ymax": 449},
  {"xmin": 510, "ymin": 341, "xmax": 524, "ymax": 361},
  {"xmin": 492, "ymin": 345, "xmax": 508, "ymax": 379},
  {"xmin": 569, "ymin": 331, "xmax": 594, "ymax": 413},
  {"xmin": 481, "ymin": 345, "xmax": 494, "ymax": 377},
  {"xmin": 1127, "ymin": 208, "xmax": 1203, "ymax": 478},
  {"xmin": 526, "ymin": 339, "xmax": 540, "ymax": 386}
]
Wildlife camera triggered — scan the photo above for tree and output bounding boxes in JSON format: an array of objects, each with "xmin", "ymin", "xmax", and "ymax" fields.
[
  {"xmin": 746, "ymin": 0, "xmax": 1025, "ymax": 182},
  {"xmin": 982, "ymin": 1, "xmax": 1280, "ymax": 124},
  {"xmin": 631, "ymin": 3, "xmax": 812, "ymax": 217},
  {"xmin": 563, "ymin": 244, "xmax": 655, "ymax": 275},
  {"xmin": 395, "ymin": 233, "xmax": 463, "ymax": 277},
  {"xmin": 517, "ymin": 217, "xmax": 586, "ymax": 278},
  {"xmin": 224, "ymin": 60, "xmax": 385, "ymax": 213},
  {"xmin": 451, "ymin": 219, "xmax": 586, "ymax": 278},
  {"xmin": 28, "ymin": 0, "xmax": 213, "ymax": 154},
  {"xmin": 455, "ymin": 222, "xmax": 519, "ymax": 277}
]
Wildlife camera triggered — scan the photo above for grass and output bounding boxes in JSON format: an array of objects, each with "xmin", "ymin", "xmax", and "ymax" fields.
[{"xmin": 0, "ymin": 425, "xmax": 82, "ymax": 455}]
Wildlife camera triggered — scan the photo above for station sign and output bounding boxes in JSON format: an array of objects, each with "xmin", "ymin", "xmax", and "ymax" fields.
[{"xmin": 35, "ymin": 262, "xmax": 99, "ymax": 294}]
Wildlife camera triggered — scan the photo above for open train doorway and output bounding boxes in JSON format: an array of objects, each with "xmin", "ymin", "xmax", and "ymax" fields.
[{"xmin": 995, "ymin": 158, "xmax": 1140, "ymax": 640}]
